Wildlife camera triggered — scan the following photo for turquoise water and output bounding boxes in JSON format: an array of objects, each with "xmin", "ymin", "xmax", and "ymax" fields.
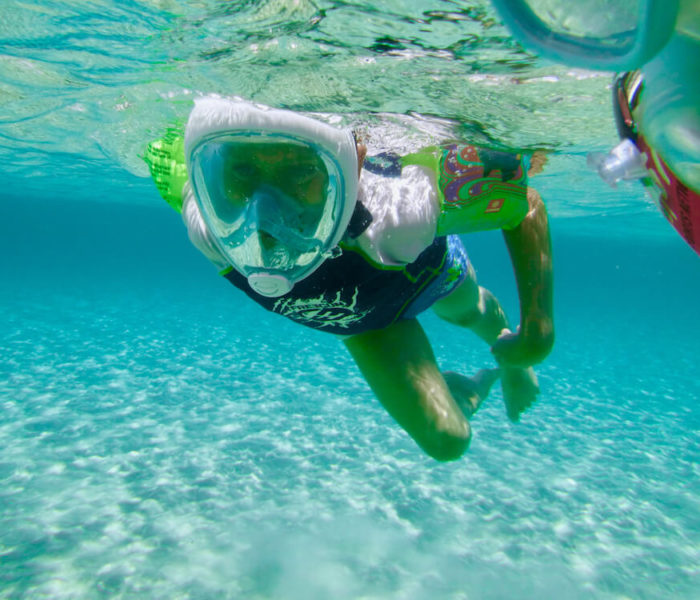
[{"xmin": 2, "ymin": 1, "xmax": 700, "ymax": 599}]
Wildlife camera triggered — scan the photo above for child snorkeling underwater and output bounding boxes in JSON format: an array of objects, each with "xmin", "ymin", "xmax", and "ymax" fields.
[{"xmin": 145, "ymin": 96, "xmax": 554, "ymax": 462}]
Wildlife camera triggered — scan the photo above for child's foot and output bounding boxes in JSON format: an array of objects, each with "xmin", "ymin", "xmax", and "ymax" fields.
[
  {"xmin": 443, "ymin": 368, "xmax": 501, "ymax": 418},
  {"xmin": 501, "ymin": 367, "xmax": 539, "ymax": 422}
]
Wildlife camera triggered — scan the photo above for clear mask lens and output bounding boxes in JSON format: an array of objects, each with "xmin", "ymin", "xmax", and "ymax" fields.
[{"xmin": 189, "ymin": 134, "xmax": 345, "ymax": 290}]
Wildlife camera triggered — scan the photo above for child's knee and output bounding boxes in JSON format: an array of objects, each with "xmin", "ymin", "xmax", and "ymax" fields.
[
  {"xmin": 416, "ymin": 423, "xmax": 472, "ymax": 462},
  {"xmin": 436, "ymin": 288, "xmax": 487, "ymax": 328},
  {"xmin": 433, "ymin": 282, "xmax": 482, "ymax": 326},
  {"xmin": 454, "ymin": 300, "xmax": 484, "ymax": 328}
]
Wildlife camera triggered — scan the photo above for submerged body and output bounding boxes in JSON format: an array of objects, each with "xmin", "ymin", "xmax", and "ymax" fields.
[{"xmin": 147, "ymin": 97, "xmax": 554, "ymax": 461}]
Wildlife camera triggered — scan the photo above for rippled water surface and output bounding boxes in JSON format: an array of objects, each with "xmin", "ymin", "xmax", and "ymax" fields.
[
  {"xmin": 2, "ymin": 1, "xmax": 700, "ymax": 599},
  {"xmin": 2, "ymin": 0, "xmax": 631, "ymax": 218}
]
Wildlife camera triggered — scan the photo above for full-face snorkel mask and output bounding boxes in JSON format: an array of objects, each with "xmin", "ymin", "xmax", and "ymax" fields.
[
  {"xmin": 490, "ymin": 0, "xmax": 699, "ymax": 254},
  {"xmin": 185, "ymin": 97, "xmax": 358, "ymax": 297}
]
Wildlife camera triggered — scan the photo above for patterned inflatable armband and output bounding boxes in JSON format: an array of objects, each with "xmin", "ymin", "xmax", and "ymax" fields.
[{"xmin": 405, "ymin": 145, "xmax": 530, "ymax": 235}]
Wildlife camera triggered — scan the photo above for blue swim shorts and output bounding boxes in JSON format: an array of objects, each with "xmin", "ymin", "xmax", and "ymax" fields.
[{"xmin": 402, "ymin": 234, "xmax": 471, "ymax": 320}]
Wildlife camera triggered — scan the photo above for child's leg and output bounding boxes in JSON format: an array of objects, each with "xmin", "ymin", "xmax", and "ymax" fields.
[
  {"xmin": 431, "ymin": 264, "xmax": 508, "ymax": 344},
  {"xmin": 431, "ymin": 269, "xmax": 539, "ymax": 421},
  {"xmin": 343, "ymin": 318, "xmax": 497, "ymax": 462}
]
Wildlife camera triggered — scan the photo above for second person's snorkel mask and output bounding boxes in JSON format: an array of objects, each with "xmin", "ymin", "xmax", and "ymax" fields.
[
  {"xmin": 589, "ymin": 72, "xmax": 700, "ymax": 254},
  {"xmin": 185, "ymin": 97, "xmax": 358, "ymax": 297},
  {"xmin": 490, "ymin": 0, "xmax": 700, "ymax": 254}
]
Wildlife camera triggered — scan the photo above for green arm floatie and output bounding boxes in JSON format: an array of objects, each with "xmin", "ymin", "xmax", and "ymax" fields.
[
  {"xmin": 403, "ymin": 144, "xmax": 530, "ymax": 235},
  {"xmin": 142, "ymin": 127, "xmax": 188, "ymax": 214}
]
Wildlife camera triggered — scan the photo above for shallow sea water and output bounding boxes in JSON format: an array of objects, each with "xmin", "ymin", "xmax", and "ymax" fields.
[{"xmin": 2, "ymin": 1, "xmax": 700, "ymax": 599}]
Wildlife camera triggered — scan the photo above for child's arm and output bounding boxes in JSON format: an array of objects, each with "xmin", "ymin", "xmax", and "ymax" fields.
[{"xmin": 492, "ymin": 187, "xmax": 554, "ymax": 368}]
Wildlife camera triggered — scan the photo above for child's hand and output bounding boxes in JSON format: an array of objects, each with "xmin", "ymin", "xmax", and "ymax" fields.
[{"xmin": 491, "ymin": 323, "xmax": 553, "ymax": 368}]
